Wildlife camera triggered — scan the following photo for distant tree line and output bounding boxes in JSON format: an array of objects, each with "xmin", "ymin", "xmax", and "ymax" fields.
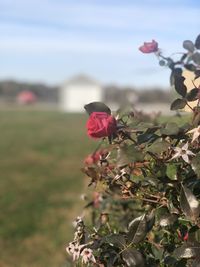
[
  {"xmin": 0, "ymin": 80, "xmax": 171, "ymax": 104},
  {"xmin": 0, "ymin": 80, "xmax": 58, "ymax": 103}
]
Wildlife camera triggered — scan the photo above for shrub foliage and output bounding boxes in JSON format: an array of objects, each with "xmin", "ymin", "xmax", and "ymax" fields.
[{"xmin": 66, "ymin": 35, "xmax": 200, "ymax": 267}]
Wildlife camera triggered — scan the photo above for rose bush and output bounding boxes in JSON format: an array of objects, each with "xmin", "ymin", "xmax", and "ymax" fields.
[{"xmin": 66, "ymin": 34, "xmax": 200, "ymax": 267}]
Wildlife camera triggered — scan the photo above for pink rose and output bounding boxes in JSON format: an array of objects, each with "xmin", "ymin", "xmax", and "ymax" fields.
[
  {"xmin": 86, "ymin": 112, "xmax": 117, "ymax": 139},
  {"xmin": 139, "ymin": 40, "xmax": 158, "ymax": 53}
]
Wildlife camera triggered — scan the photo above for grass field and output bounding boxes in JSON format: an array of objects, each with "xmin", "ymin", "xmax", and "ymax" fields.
[
  {"xmin": 0, "ymin": 110, "xmax": 96, "ymax": 267},
  {"xmin": 0, "ymin": 109, "xmax": 190, "ymax": 267}
]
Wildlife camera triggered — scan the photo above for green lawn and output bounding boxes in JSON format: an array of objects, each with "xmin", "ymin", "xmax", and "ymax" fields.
[
  {"xmin": 0, "ymin": 109, "xmax": 190, "ymax": 267},
  {"xmin": 0, "ymin": 110, "xmax": 96, "ymax": 267}
]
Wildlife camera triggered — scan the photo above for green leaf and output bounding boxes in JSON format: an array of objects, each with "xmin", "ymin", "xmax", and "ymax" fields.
[
  {"xmin": 159, "ymin": 213, "xmax": 178, "ymax": 227},
  {"xmin": 170, "ymin": 69, "xmax": 183, "ymax": 86},
  {"xmin": 117, "ymin": 144, "xmax": 144, "ymax": 167},
  {"xmin": 174, "ymin": 76, "xmax": 187, "ymax": 97},
  {"xmin": 122, "ymin": 248, "xmax": 145, "ymax": 267},
  {"xmin": 195, "ymin": 34, "xmax": 200, "ymax": 49},
  {"xmin": 146, "ymin": 210, "xmax": 155, "ymax": 231},
  {"xmin": 191, "ymin": 153, "xmax": 200, "ymax": 178},
  {"xmin": 147, "ymin": 140, "xmax": 170, "ymax": 154},
  {"xmin": 102, "ymin": 234, "xmax": 126, "ymax": 249},
  {"xmin": 170, "ymin": 98, "xmax": 186, "ymax": 110},
  {"xmin": 84, "ymin": 102, "xmax": 111, "ymax": 115},
  {"xmin": 160, "ymin": 122, "xmax": 179, "ymax": 136},
  {"xmin": 166, "ymin": 163, "xmax": 177, "ymax": 180},
  {"xmin": 127, "ymin": 214, "xmax": 147, "ymax": 244},
  {"xmin": 185, "ymin": 64, "xmax": 196, "ymax": 72},
  {"xmin": 186, "ymin": 88, "xmax": 199, "ymax": 101},
  {"xmin": 192, "ymin": 52, "xmax": 200, "ymax": 65},
  {"xmin": 183, "ymin": 40, "xmax": 195, "ymax": 52},
  {"xmin": 156, "ymin": 207, "xmax": 177, "ymax": 227},
  {"xmin": 180, "ymin": 184, "xmax": 200, "ymax": 221},
  {"xmin": 195, "ymin": 70, "xmax": 200, "ymax": 80},
  {"xmin": 174, "ymin": 242, "xmax": 200, "ymax": 259},
  {"xmin": 137, "ymin": 132, "xmax": 158, "ymax": 145}
]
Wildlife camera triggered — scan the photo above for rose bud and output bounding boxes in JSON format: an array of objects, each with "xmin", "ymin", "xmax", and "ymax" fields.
[
  {"xmin": 86, "ymin": 112, "xmax": 117, "ymax": 139},
  {"xmin": 84, "ymin": 151, "xmax": 101, "ymax": 165},
  {"xmin": 93, "ymin": 191, "xmax": 102, "ymax": 208},
  {"xmin": 139, "ymin": 40, "xmax": 159, "ymax": 53}
]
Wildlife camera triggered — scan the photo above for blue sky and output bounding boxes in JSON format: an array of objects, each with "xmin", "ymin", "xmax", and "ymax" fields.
[{"xmin": 1, "ymin": 0, "xmax": 200, "ymax": 87}]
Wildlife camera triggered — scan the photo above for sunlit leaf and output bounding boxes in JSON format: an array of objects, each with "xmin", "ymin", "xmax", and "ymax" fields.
[
  {"xmin": 174, "ymin": 242, "xmax": 200, "ymax": 259},
  {"xmin": 102, "ymin": 234, "xmax": 126, "ymax": 249},
  {"xmin": 147, "ymin": 139, "xmax": 170, "ymax": 154},
  {"xmin": 127, "ymin": 214, "xmax": 147, "ymax": 244},
  {"xmin": 166, "ymin": 163, "xmax": 177, "ymax": 180},
  {"xmin": 160, "ymin": 122, "xmax": 179, "ymax": 135},
  {"xmin": 122, "ymin": 248, "xmax": 145, "ymax": 267},
  {"xmin": 180, "ymin": 184, "xmax": 200, "ymax": 221}
]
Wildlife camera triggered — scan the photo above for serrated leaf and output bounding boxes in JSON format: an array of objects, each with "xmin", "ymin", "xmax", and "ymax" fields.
[
  {"xmin": 127, "ymin": 214, "xmax": 147, "ymax": 244},
  {"xmin": 174, "ymin": 76, "xmax": 187, "ymax": 97},
  {"xmin": 183, "ymin": 40, "xmax": 195, "ymax": 52},
  {"xmin": 186, "ymin": 88, "xmax": 199, "ymax": 101},
  {"xmin": 122, "ymin": 248, "xmax": 145, "ymax": 267},
  {"xmin": 117, "ymin": 144, "xmax": 144, "ymax": 167},
  {"xmin": 102, "ymin": 234, "xmax": 126, "ymax": 249},
  {"xmin": 191, "ymin": 153, "xmax": 200, "ymax": 178},
  {"xmin": 195, "ymin": 34, "xmax": 200, "ymax": 49},
  {"xmin": 174, "ymin": 242, "xmax": 200, "ymax": 259},
  {"xmin": 170, "ymin": 98, "xmax": 186, "ymax": 110},
  {"xmin": 180, "ymin": 184, "xmax": 200, "ymax": 221},
  {"xmin": 84, "ymin": 102, "xmax": 111, "ymax": 115},
  {"xmin": 147, "ymin": 140, "xmax": 170, "ymax": 154}
]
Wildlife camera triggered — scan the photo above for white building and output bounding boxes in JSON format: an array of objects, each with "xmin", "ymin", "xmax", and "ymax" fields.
[{"xmin": 60, "ymin": 74, "xmax": 103, "ymax": 112}]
